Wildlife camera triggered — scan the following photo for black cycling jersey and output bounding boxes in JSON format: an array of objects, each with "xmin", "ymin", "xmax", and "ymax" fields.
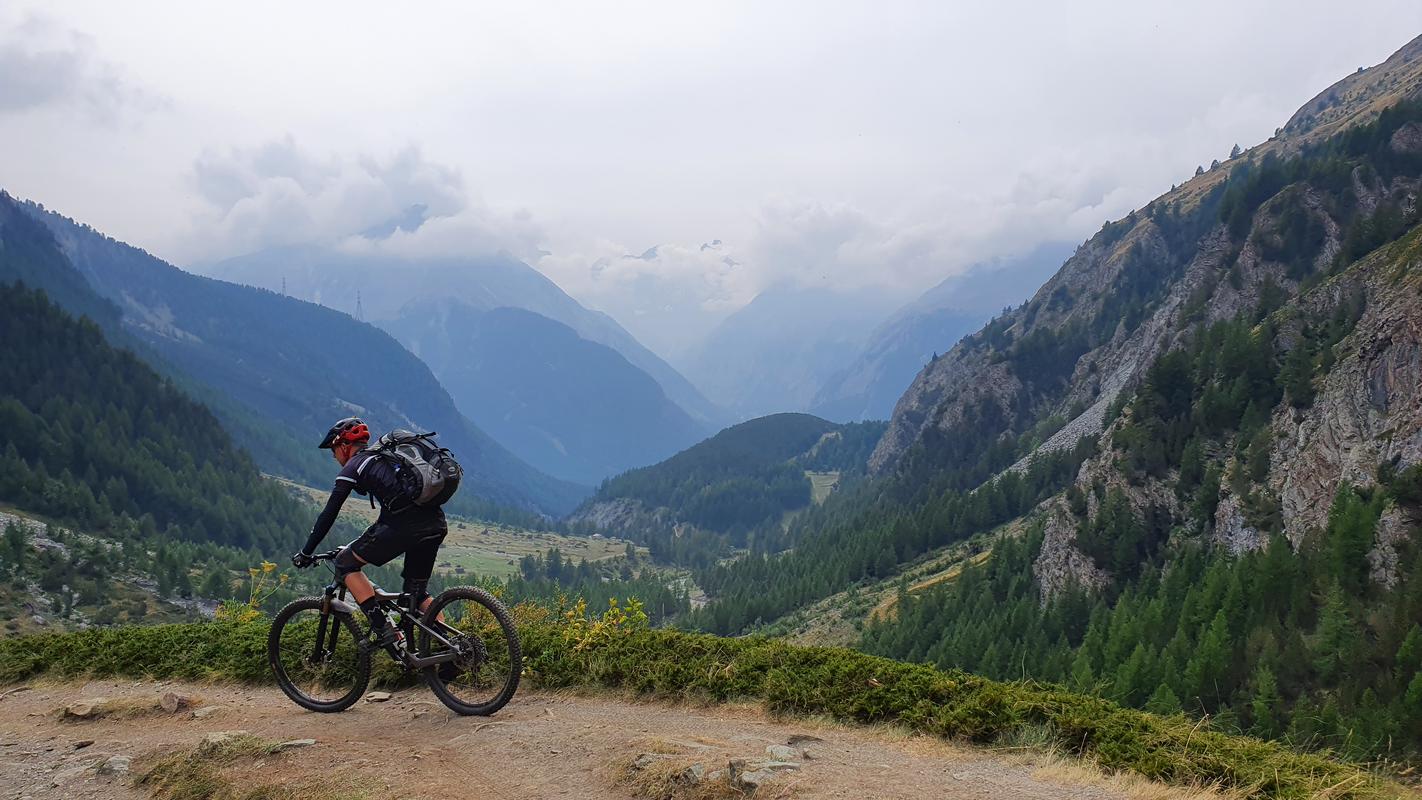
[{"xmin": 302, "ymin": 451, "xmax": 428, "ymax": 555}]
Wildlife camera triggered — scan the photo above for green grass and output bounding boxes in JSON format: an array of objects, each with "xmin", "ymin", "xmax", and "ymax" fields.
[
  {"xmin": 272, "ymin": 476, "xmax": 636, "ymax": 580},
  {"xmin": 0, "ymin": 621, "xmax": 1403, "ymax": 799}
]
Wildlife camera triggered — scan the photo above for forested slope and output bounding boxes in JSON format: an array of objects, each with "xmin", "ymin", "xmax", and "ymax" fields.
[
  {"xmin": 571, "ymin": 413, "xmax": 884, "ymax": 565},
  {"xmin": 0, "ymin": 283, "xmax": 307, "ymax": 552}
]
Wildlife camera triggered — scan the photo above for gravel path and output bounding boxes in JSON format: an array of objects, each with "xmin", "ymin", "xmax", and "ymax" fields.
[{"xmin": 0, "ymin": 679, "xmax": 1140, "ymax": 799}]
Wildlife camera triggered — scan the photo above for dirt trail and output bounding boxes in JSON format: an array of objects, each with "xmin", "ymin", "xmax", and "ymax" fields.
[{"xmin": 0, "ymin": 680, "xmax": 1156, "ymax": 800}]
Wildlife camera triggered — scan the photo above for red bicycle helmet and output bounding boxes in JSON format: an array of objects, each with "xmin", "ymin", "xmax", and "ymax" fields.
[{"xmin": 318, "ymin": 417, "xmax": 370, "ymax": 449}]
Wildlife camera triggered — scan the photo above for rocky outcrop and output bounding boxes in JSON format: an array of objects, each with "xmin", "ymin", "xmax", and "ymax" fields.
[
  {"xmin": 566, "ymin": 498, "xmax": 667, "ymax": 532},
  {"xmin": 1032, "ymin": 502, "xmax": 1109, "ymax": 601},
  {"xmin": 1369, "ymin": 505, "xmax": 1414, "ymax": 589},
  {"xmin": 1393, "ymin": 121, "xmax": 1422, "ymax": 155},
  {"xmin": 1214, "ymin": 492, "xmax": 1266, "ymax": 555}
]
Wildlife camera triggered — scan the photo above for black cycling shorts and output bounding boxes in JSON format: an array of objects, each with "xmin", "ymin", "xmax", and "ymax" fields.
[{"xmin": 349, "ymin": 510, "xmax": 448, "ymax": 581}]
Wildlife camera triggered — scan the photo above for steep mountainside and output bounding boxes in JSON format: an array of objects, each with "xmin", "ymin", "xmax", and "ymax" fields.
[
  {"xmin": 871, "ymin": 35, "xmax": 1422, "ymax": 478},
  {"xmin": 757, "ymin": 35, "xmax": 1422, "ymax": 760},
  {"xmin": 811, "ymin": 243, "xmax": 1072, "ymax": 422},
  {"xmin": 207, "ymin": 243, "xmax": 723, "ymax": 427},
  {"xmin": 679, "ymin": 285, "xmax": 900, "ymax": 419},
  {"xmin": 15, "ymin": 198, "xmax": 584, "ymax": 516},
  {"xmin": 384, "ymin": 301, "xmax": 706, "ymax": 485}
]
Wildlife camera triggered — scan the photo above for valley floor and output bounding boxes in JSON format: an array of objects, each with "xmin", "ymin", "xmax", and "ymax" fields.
[{"xmin": 0, "ymin": 679, "xmax": 1218, "ymax": 800}]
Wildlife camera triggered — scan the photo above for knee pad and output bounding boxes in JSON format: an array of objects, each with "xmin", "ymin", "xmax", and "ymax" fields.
[
  {"xmin": 403, "ymin": 577, "xmax": 430, "ymax": 610},
  {"xmin": 333, "ymin": 547, "xmax": 365, "ymax": 579}
]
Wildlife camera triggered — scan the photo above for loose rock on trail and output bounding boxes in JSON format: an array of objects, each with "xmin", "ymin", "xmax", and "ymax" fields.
[{"xmin": 0, "ymin": 679, "xmax": 1201, "ymax": 799}]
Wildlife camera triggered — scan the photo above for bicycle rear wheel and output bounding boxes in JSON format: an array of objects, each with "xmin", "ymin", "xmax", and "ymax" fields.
[
  {"xmin": 268, "ymin": 596, "xmax": 371, "ymax": 712},
  {"xmin": 417, "ymin": 586, "xmax": 521, "ymax": 716}
]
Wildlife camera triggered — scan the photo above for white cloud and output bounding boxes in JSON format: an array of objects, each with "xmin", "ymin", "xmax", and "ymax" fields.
[
  {"xmin": 0, "ymin": 12, "xmax": 159, "ymax": 121},
  {"xmin": 178, "ymin": 138, "xmax": 494, "ymax": 262},
  {"xmin": 6, "ymin": 1, "xmax": 1421, "ymax": 360},
  {"xmin": 335, "ymin": 204, "xmax": 546, "ymax": 265}
]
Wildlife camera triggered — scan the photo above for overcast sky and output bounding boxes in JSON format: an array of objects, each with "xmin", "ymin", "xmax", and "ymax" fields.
[{"xmin": 3, "ymin": 2, "xmax": 1420, "ymax": 354}]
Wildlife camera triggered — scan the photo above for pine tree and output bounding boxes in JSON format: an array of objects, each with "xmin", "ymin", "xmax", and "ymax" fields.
[
  {"xmin": 1325, "ymin": 486, "xmax": 1378, "ymax": 595},
  {"xmin": 1249, "ymin": 664, "xmax": 1282, "ymax": 739},
  {"xmin": 1185, "ymin": 611, "xmax": 1231, "ymax": 709},
  {"xmin": 1402, "ymin": 671, "xmax": 1422, "ymax": 736},
  {"xmin": 1313, "ymin": 582, "xmax": 1361, "ymax": 685},
  {"xmin": 1145, "ymin": 683, "xmax": 1182, "ymax": 715},
  {"xmin": 200, "ymin": 565, "xmax": 231, "ymax": 599},
  {"xmin": 1070, "ymin": 649, "xmax": 1096, "ymax": 692},
  {"xmin": 1396, "ymin": 625, "xmax": 1422, "ymax": 684}
]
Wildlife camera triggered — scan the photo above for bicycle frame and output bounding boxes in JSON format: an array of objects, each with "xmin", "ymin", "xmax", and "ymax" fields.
[{"xmin": 313, "ymin": 557, "xmax": 461, "ymax": 671}]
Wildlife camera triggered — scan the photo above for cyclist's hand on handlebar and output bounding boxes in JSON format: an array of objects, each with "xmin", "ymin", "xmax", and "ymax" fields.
[{"xmin": 291, "ymin": 551, "xmax": 316, "ymax": 569}]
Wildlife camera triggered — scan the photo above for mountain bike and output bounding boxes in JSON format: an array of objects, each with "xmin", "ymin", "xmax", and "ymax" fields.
[{"xmin": 267, "ymin": 548, "xmax": 521, "ymax": 715}]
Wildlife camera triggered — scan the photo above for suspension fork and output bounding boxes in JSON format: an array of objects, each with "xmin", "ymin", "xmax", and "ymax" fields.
[
  {"xmin": 312, "ymin": 586, "xmax": 344, "ymax": 662},
  {"xmin": 326, "ymin": 586, "xmax": 347, "ymax": 655}
]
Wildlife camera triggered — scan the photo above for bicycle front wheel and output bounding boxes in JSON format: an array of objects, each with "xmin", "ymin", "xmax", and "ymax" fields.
[
  {"xmin": 268, "ymin": 596, "xmax": 371, "ymax": 712},
  {"xmin": 417, "ymin": 586, "xmax": 521, "ymax": 716}
]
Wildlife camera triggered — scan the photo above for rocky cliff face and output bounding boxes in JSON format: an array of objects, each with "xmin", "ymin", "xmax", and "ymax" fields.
[
  {"xmin": 1268, "ymin": 238, "xmax": 1422, "ymax": 539},
  {"xmin": 871, "ymin": 36, "xmax": 1422, "ymax": 596}
]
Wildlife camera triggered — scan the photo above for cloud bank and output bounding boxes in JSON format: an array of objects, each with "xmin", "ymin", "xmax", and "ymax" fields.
[
  {"xmin": 179, "ymin": 138, "xmax": 545, "ymax": 265},
  {"xmin": 0, "ymin": 13, "xmax": 157, "ymax": 121}
]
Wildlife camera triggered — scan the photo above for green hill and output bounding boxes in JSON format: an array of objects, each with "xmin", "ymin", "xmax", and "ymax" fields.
[{"xmin": 570, "ymin": 413, "xmax": 885, "ymax": 568}]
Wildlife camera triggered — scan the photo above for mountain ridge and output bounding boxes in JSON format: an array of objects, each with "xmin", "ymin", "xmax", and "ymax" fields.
[
  {"xmin": 811, "ymin": 242, "xmax": 1073, "ymax": 422},
  {"xmin": 384, "ymin": 300, "xmax": 707, "ymax": 484},
  {"xmin": 207, "ymin": 244, "xmax": 725, "ymax": 427},
  {"xmin": 11, "ymin": 195, "xmax": 585, "ymax": 516}
]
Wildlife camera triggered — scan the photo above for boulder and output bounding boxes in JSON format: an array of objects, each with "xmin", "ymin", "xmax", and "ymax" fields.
[
  {"xmin": 160, "ymin": 692, "xmax": 195, "ymax": 713},
  {"xmin": 764, "ymin": 744, "xmax": 799, "ymax": 762},
  {"xmin": 96, "ymin": 755, "xmax": 130, "ymax": 776},
  {"xmin": 61, "ymin": 699, "xmax": 107, "ymax": 719},
  {"xmin": 728, "ymin": 758, "xmax": 798, "ymax": 791}
]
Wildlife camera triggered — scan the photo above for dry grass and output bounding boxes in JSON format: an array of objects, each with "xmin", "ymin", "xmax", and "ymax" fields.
[
  {"xmin": 137, "ymin": 734, "xmax": 366, "ymax": 800},
  {"xmin": 53, "ymin": 692, "xmax": 204, "ymax": 721},
  {"xmin": 1025, "ymin": 750, "xmax": 1248, "ymax": 800},
  {"xmin": 615, "ymin": 753, "xmax": 750, "ymax": 800},
  {"xmin": 868, "ymin": 549, "xmax": 994, "ymax": 623}
]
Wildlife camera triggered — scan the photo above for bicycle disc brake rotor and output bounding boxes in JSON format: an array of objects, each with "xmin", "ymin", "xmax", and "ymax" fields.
[{"xmin": 450, "ymin": 632, "xmax": 488, "ymax": 675}]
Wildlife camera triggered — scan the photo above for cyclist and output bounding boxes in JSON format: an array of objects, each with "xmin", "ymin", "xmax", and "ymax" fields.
[{"xmin": 291, "ymin": 417, "xmax": 447, "ymax": 648}]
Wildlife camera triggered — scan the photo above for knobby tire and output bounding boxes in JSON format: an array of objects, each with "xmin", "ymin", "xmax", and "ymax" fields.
[{"xmin": 268, "ymin": 596, "xmax": 372, "ymax": 713}]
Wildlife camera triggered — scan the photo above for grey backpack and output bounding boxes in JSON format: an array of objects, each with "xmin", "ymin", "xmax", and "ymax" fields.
[{"xmin": 366, "ymin": 430, "xmax": 462, "ymax": 508}]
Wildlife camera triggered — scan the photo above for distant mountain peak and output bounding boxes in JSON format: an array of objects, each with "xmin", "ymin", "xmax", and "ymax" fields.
[{"xmin": 359, "ymin": 203, "xmax": 429, "ymax": 240}]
